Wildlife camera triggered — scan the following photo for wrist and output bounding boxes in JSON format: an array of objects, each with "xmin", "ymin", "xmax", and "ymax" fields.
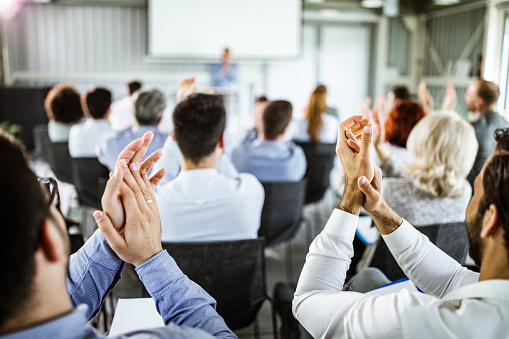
[
  {"xmin": 337, "ymin": 182, "xmax": 364, "ymax": 216},
  {"xmin": 369, "ymin": 200, "xmax": 403, "ymax": 235},
  {"xmin": 133, "ymin": 247, "xmax": 164, "ymax": 267}
]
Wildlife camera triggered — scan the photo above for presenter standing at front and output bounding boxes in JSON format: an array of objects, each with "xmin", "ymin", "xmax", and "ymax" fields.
[{"xmin": 211, "ymin": 48, "xmax": 237, "ymax": 87}]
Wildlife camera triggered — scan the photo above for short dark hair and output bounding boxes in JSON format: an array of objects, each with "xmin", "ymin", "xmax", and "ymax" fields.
[
  {"xmin": 479, "ymin": 128, "xmax": 509, "ymax": 262},
  {"xmin": 392, "ymin": 86, "xmax": 411, "ymax": 101},
  {"xmin": 173, "ymin": 94, "xmax": 226, "ymax": 164},
  {"xmin": 134, "ymin": 90, "xmax": 167, "ymax": 126},
  {"xmin": 85, "ymin": 87, "xmax": 112, "ymax": 119},
  {"xmin": 256, "ymin": 95, "xmax": 268, "ymax": 104},
  {"xmin": 263, "ymin": 100, "xmax": 293, "ymax": 140},
  {"xmin": 44, "ymin": 84, "xmax": 84, "ymax": 123},
  {"xmin": 0, "ymin": 130, "xmax": 48, "ymax": 326},
  {"xmin": 476, "ymin": 79, "xmax": 500, "ymax": 109},
  {"xmin": 128, "ymin": 80, "xmax": 142, "ymax": 95}
]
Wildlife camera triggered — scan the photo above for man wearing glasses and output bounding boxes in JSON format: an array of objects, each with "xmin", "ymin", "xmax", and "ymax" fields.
[{"xmin": 0, "ymin": 130, "xmax": 235, "ymax": 338}]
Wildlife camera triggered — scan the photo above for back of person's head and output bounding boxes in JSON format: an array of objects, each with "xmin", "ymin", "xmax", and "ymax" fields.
[
  {"xmin": 128, "ymin": 80, "xmax": 142, "ymax": 96},
  {"xmin": 0, "ymin": 130, "xmax": 49, "ymax": 326},
  {"xmin": 384, "ymin": 101, "xmax": 425, "ymax": 148},
  {"xmin": 476, "ymin": 79, "xmax": 500, "ymax": 110},
  {"xmin": 391, "ymin": 86, "xmax": 411, "ymax": 101},
  {"xmin": 173, "ymin": 94, "xmax": 226, "ymax": 164},
  {"xmin": 256, "ymin": 95, "xmax": 268, "ymax": 104},
  {"xmin": 44, "ymin": 83, "xmax": 84, "ymax": 123},
  {"xmin": 263, "ymin": 100, "xmax": 293, "ymax": 140},
  {"xmin": 404, "ymin": 111, "xmax": 478, "ymax": 198},
  {"xmin": 84, "ymin": 87, "xmax": 112, "ymax": 119},
  {"xmin": 479, "ymin": 128, "xmax": 509, "ymax": 261},
  {"xmin": 306, "ymin": 85, "xmax": 327, "ymax": 143},
  {"xmin": 134, "ymin": 89, "xmax": 167, "ymax": 126}
]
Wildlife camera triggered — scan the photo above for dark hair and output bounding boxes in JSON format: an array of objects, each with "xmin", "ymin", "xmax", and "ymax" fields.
[
  {"xmin": 392, "ymin": 86, "xmax": 411, "ymax": 101},
  {"xmin": 134, "ymin": 90, "xmax": 167, "ymax": 126},
  {"xmin": 85, "ymin": 87, "xmax": 112, "ymax": 119},
  {"xmin": 385, "ymin": 101, "xmax": 425, "ymax": 148},
  {"xmin": 479, "ymin": 128, "xmax": 509, "ymax": 261},
  {"xmin": 263, "ymin": 100, "xmax": 293, "ymax": 140},
  {"xmin": 256, "ymin": 95, "xmax": 268, "ymax": 104},
  {"xmin": 0, "ymin": 130, "xmax": 48, "ymax": 326},
  {"xmin": 44, "ymin": 84, "xmax": 84, "ymax": 123},
  {"xmin": 476, "ymin": 79, "xmax": 500, "ymax": 109},
  {"xmin": 128, "ymin": 80, "xmax": 142, "ymax": 95},
  {"xmin": 173, "ymin": 94, "xmax": 226, "ymax": 164}
]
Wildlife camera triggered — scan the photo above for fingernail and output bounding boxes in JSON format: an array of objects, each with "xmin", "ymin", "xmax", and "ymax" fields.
[
  {"xmin": 113, "ymin": 167, "xmax": 119, "ymax": 179},
  {"xmin": 130, "ymin": 163, "xmax": 138, "ymax": 171},
  {"xmin": 364, "ymin": 126, "xmax": 372, "ymax": 134},
  {"xmin": 359, "ymin": 176, "xmax": 367, "ymax": 185},
  {"xmin": 119, "ymin": 159, "xmax": 127, "ymax": 168},
  {"xmin": 93, "ymin": 211, "xmax": 103, "ymax": 221}
]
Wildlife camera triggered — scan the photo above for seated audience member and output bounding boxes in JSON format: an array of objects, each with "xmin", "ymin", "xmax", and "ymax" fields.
[
  {"xmin": 97, "ymin": 89, "xmax": 168, "ymax": 171},
  {"xmin": 293, "ymin": 116, "xmax": 509, "ymax": 338},
  {"xmin": 0, "ymin": 130, "xmax": 235, "ymax": 338},
  {"xmin": 465, "ymin": 79, "xmax": 509, "ymax": 186},
  {"xmin": 243, "ymin": 95, "xmax": 269, "ymax": 142},
  {"xmin": 109, "ymin": 80, "xmax": 142, "ymax": 131},
  {"xmin": 294, "ymin": 85, "xmax": 339, "ymax": 143},
  {"xmin": 45, "ymin": 83, "xmax": 84, "ymax": 142},
  {"xmin": 231, "ymin": 100, "xmax": 307, "ymax": 182},
  {"xmin": 69, "ymin": 87, "xmax": 113, "ymax": 157},
  {"xmin": 156, "ymin": 94, "xmax": 264, "ymax": 242},
  {"xmin": 385, "ymin": 85, "xmax": 411, "ymax": 114}
]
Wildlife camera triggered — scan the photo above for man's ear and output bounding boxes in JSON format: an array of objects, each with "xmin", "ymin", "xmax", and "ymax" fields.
[
  {"xmin": 481, "ymin": 204, "xmax": 502, "ymax": 238},
  {"xmin": 37, "ymin": 219, "xmax": 65, "ymax": 263},
  {"xmin": 170, "ymin": 129, "xmax": 176, "ymax": 141},
  {"xmin": 282, "ymin": 125, "xmax": 289, "ymax": 136},
  {"xmin": 218, "ymin": 133, "xmax": 225, "ymax": 149},
  {"xmin": 476, "ymin": 97, "xmax": 485, "ymax": 111}
]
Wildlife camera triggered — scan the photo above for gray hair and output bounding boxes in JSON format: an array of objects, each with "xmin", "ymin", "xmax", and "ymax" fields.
[
  {"xmin": 404, "ymin": 111, "xmax": 478, "ymax": 198},
  {"xmin": 134, "ymin": 89, "xmax": 167, "ymax": 126}
]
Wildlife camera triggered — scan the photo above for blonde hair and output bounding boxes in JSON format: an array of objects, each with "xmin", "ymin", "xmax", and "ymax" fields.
[
  {"xmin": 404, "ymin": 111, "xmax": 478, "ymax": 198},
  {"xmin": 305, "ymin": 85, "xmax": 327, "ymax": 143}
]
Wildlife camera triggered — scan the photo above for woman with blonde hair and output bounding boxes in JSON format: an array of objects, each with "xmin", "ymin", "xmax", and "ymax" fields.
[{"xmin": 294, "ymin": 85, "xmax": 338, "ymax": 143}]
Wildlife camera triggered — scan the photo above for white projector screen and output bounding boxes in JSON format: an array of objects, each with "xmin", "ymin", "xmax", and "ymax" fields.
[{"xmin": 148, "ymin": 0, "xmax": 302, "ymax": 60}]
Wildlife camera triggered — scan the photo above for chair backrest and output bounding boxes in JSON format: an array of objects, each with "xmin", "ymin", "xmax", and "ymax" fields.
[
  {"xmin": 162, "ymin": 238, "xmax": 267, "ymax": 331},
  {"xmin": 47, "ymin": 142, "xmax": 74, "ymax": 184},
  {"xmin": 71, "ymin": 157, "xmax": 109, "ymax": 209},
  {"xmin": 259, "ymin": 179, "xmax": 307, "ymax": 247},
  {"xmin": 32, "ymin": 124, "xmax": 51, "ymax": 162},
  {"xmin": 369, "ymin": 221, "xmax": 469, "ymax": 281},
  {"xmin": 294, "ymin": 142, "xmax": 336, "ymax": 204}
]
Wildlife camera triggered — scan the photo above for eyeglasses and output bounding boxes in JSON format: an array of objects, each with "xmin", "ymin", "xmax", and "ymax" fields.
[{"xmin": 38, "ymin": 177, "xmax": 61, "ymax": 210}]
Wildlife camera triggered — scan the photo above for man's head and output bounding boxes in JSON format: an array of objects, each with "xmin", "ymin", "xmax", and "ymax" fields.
[
  {"xmin": 84, "ymin": 87, "xmax": 112, "ymax": 119},
  {"xmin": 391, "ymin": 85, "xmax": 411, "ymax": 101},
  {"xmin": 134, "ymin": 90, "xmax": 167, "ymax": 126},
  {"xmin": 128, "ymin": 80, "xmax": 142, "ymax": 96},
  {"xmin": 466, "ymin": 128, "xmax": 509, "ymax": 268},
  {"xmin": 465, "ymin": 79, "xmax": 500, "ymax": 113},
  {"xmin": 44, "ymin": 83, "xmax": 84, "ymax": 124},
  {"xmin": 263, "ymin": 100, "xmax": 293, "ymax": 140},
  {"xmin": 0, "ymin": 130, "xmax": 69, "ymax": 329},
  {"xmin": 223, "ymin": 48, "xmax": 231, "ymax": 64},
  {"xmin": 173, "ymin": 94, "xmax": 226, "ymax": 164}
]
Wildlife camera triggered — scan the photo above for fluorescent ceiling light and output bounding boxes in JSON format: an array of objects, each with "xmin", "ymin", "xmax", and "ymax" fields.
[{"xmin": 361, "ymin": 0, "xmax": 383, "ymax": 8}]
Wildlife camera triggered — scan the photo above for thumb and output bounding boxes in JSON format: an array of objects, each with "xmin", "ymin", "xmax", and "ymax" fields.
[
  {"xmin": 94, "ymin": 210, "xmax": 123, "ymax": 250},
  {"xmin": 358, "ymin": 176, "xmax": 375, "ymax": 198},
  {"xmin": 359, "ymin": 125, "xmax": 372, "ymax": 157}
]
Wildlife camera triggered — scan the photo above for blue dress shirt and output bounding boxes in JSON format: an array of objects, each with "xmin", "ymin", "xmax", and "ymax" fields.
[
  {"xmin": 0, "ymin": 230, "xmax": 235, "ymax": 339},
  {"xmin": 96, "ymin": 125, "xmax": 168, "ymax": 171},
  {"xmin": 231, "ymin": 139, "xmax": 307, "ymax": 182},
  {"xmin": 211, "ymin": 63, "xmax": 238, "ymax": 87}
]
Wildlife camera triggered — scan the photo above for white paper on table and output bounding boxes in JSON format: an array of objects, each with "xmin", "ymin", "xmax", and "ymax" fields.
[
  {"xmin": 109, "ymin": 298, "xmax": 164, "ymax": 336},
  {"xmin": 365, "ymin": 278, "xmax": 420, "ymax": 296}
]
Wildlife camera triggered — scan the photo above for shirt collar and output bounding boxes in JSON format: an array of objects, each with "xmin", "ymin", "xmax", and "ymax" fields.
[
  {"xmin": 177, "ymin": 168, "xmax": 219, "ymax": 179},
  {"xmin": 132, "ymin": 125, "xmax": 159, "ymax": 134},
  {"xmin": 443, "ymin": 279, "xmax": 509, "ymax": 302},
  {"xmin": 1, "ymin": 305, "xmax": 89, "ymax": 339}
]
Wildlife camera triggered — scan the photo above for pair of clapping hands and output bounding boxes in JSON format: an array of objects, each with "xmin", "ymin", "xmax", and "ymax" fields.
[{"xmin": 93, "ymin": 131, "xmax": 166, "ymax": 267}]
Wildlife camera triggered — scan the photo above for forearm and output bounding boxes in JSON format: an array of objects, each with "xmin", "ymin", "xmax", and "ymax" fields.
[
  {"xmin": 337, "ymin": 183, "xmax": 364, "ymax": 216},
  {"xmin": 67, "ymin": 230, "xmax": 125, "ymax": 319},
  {"xmin": 137, "ymin": 251, "xmax": 235, "ymax": 339},
  {"xmin": 368, "ymin": 199, "xmax": 403, "ymax": 235}
]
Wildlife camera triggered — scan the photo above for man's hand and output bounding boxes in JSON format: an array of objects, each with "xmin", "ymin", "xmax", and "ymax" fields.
[
  {"xmin": 336, "ymin": 115, "xmax": 373, "ymax": 215},
  {"xmin": 177, "ymin": 77, "xmax": 197, "ymax": 101},
  {"xmin": 442, "ymin": 83, "xmax": 457, "ymax": 111}
]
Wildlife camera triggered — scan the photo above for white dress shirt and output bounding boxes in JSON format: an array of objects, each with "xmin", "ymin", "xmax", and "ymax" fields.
[
  {"xmin": 293, "ymin": 113, "xmax": 339, "ymax": 143},
  {"xmin": 152, "ymin": 138, "xmax": 239, "ymax": 185},
  {"xmin": 69, "ymin": 119, "xmax": 113, "ymax": 157},
  {"xmin": 156, "ymin": 169, "xmax": 264, "ymax": 243},
  {"xmin": 293, "ymin": 209, "xmax": 509, "ymax": 339},
  {"xmin": 48, "ymin": 120, "xmax": 75, "ymax": 142},
  {"xmin": 109, "ymin": 95, "xmax": 136, "ymax": 131}
]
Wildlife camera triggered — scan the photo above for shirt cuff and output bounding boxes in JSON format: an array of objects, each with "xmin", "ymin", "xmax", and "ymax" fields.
[
  {"xmin": 322, "ymin": 209, "xmax": 359, "ymax": 244},
  {"xmin": 82, "ymin": 229, "xmax": 123, "ymax": 271},
  {"xmin": 136, "ymin": 250, "xmax": 185, "ymax": 295},
  {"xmin": 381, "ymin": 219, "xmax": 419, "ymax": 254}
]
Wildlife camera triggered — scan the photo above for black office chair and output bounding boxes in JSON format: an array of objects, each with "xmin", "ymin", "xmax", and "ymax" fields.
[
  {"xmin": 294, "ymin": 142, "xmax": 336, "ymax": 204},
  {"xmin": 71, "ymin": 157, "xmax": 109, "ymax": 210},
  {"xmin": 47, "ymin": 141, "xmax": 74, "ymax": 184},
  {"xmin": 32, "ymin": 124, "xmax": 51, "ymax": 162},
  {"xmin": 369, "ymin": 221, "xmax": 469, "ymax": 281},
  {"xmin": 161, "ymin": 238, "xmax": 277, "ymax": 338},
  {"xmin": 259, "ymin": 179, "xmax": 307, "ymax": 282}
]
